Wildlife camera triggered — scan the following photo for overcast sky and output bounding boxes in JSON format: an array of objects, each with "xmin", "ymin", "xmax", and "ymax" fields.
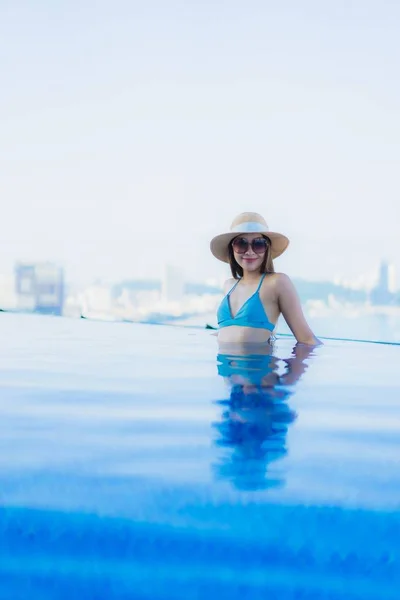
[{"xmin": 1, "ymin": 0, "xmax": 399, "ymax": 285}]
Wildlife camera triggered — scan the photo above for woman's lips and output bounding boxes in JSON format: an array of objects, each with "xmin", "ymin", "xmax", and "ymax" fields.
[{"xmin": 243, "ymin": 257, "xmax": 258, "ymax": 261}]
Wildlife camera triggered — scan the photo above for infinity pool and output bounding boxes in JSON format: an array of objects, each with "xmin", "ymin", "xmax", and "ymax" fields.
[{"xmin": 0, "ymin": 313, "xmax": 399, "ymax": 599}]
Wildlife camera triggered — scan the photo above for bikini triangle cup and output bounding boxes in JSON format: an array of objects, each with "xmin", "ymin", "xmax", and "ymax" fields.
[{"xmin": 217, "ymin": 274, "xmax": 275, "ymax": 332}]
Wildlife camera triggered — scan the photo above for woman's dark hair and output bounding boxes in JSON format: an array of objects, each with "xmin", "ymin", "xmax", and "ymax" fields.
[{"xmin": 228, "ymin": 235, "xmax": 275, "ymax": 280}]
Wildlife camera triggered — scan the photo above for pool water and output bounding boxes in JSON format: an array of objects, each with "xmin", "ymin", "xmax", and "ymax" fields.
[{"xmin": 0, "ymin": 313, "xmax": 399, "ymax": 599}]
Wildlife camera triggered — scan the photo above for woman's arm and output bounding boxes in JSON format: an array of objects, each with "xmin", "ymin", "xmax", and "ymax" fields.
[
  {"xmin": 276, "ymin": 273, "xmax": 321, "ymax": 345},
  {"xmin": 279, "ymin": 342, "xmax": 316, "ymax": 386}
]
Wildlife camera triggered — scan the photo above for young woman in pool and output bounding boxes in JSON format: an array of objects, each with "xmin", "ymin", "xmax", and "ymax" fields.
[{"xmin": 210, "ymin": 212, "xmax": 319, "ymax": 346}]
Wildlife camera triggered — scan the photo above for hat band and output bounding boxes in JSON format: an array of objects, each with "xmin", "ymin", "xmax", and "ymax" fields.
[{"xmin": 231, "ymin": 222, "xmax": 268, "ymax": 233}]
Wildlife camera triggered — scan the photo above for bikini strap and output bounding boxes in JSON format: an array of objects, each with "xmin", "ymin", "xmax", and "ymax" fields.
[
  {"xmin": 227, "ymin": 279, "xmax": 240, "ymax": 295},
  {"xmin": 256, "ymin": 273, "xmax": 267, "ymax": 292}
]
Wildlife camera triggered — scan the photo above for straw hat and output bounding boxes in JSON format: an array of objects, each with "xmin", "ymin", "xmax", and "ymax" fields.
[{"xmin": 210, "ymin": 212, "xmax": 289, "ymax": 263}]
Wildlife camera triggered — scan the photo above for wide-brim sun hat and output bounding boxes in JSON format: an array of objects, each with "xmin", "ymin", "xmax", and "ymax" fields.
[{"xmin": 210, "ymin": 212, "xmax": 289, "ymax": 263}]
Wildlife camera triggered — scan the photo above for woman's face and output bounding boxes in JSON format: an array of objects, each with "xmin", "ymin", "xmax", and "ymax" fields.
[{"xmin": 232, "ymin": 233, "xmax": 267, "ymax": 273}]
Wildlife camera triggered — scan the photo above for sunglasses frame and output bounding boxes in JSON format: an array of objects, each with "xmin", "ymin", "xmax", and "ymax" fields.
[{"xmin": 231, "ymin": 236, "xmax": 269, "ymax": 255}]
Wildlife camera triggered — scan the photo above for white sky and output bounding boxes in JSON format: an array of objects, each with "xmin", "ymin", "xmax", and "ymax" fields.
[{"xmin": 1, "ymin": 0, "xmax": 399, "ymax": 285}]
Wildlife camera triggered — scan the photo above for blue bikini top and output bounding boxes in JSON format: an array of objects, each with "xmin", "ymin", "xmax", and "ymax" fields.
[{"xmin": 217, "ymin": 273, "xmax": 275, "ymax": 331}]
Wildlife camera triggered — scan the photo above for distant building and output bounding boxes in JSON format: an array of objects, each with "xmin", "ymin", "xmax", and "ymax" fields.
[
  {"xmin": 81, "ymin": 283, "xmax": 113, "ymax": 318},
  {"xmin": 379, "ymin": 260, "xmax": 389, "ymax": 292},
  {"xmin": 0, "ymin": 274, "xmax": 17, "ymax": 310},
  {"xmin": 15, "ymin": 262, "xmax": 65, "ymax": 315},
  {"xmin": 369, "ymin": 260, "xmax": 395, "ymax": 306},
  {"xmin": 388, "ymin": 263, "xmax": 397, "ymax": 293}
]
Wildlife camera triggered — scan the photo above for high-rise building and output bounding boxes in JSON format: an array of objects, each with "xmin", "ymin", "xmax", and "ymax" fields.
[
  {"xmin": 15, "ymin": 262, "xmax": 65, "ymax": 315},
  {"xmin": 0, "ymin": 274, "xmax": 17, "ymax": 310},
  {"xmin": 378, "ymin": 260, "xmax": 389, "ymax": 294},
  {"xmin": 388, "ymin": 263, "xmax": 397, "ymax": 293},
  {"xmin": 370, "ymin": 260, "xmax": 395, "ymax": 306}
]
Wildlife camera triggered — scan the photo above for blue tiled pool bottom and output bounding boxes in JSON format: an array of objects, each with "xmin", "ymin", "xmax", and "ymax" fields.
[{"xmin": 0, "ymin": 314, "xmax": 399, "ymax": 599}]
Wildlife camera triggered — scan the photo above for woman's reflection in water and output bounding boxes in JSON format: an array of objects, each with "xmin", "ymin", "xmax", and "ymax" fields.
[{"xmin": 213, "ymin": 342, "xmax": 316, "ymax": 491}]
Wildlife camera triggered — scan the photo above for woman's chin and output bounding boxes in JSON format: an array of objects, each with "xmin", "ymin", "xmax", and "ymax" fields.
[{"xmin": 240, "ymin": 260, "xmax": 262, "ymax": 272}]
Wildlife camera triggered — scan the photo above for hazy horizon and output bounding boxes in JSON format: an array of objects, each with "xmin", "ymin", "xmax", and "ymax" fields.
[{"xmin": 1, "ymin": 1, "xmax": 399, "ymax": 287}]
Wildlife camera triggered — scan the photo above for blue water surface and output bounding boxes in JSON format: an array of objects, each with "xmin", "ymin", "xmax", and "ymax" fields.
[{"xmin": 0, "ymin": 313, "xmax": 399, "ymax": 599}]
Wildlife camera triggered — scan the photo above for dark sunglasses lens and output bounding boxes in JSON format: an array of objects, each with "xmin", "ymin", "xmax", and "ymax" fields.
[
  {"xmin": 252, "ymin": 238, "xmax": 267, "ymax": 253},
  {"xmin": 232, "ymin": 238, "xmax": 249, "ymax": 253}
]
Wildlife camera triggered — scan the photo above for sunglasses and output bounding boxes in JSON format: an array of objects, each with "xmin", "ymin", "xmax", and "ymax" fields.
[{"xmin": 231, "ymin": 236, "xmax": 269, "ymax": 254}]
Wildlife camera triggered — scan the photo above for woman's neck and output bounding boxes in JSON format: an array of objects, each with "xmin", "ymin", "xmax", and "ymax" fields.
[{"xmin": 240, "ymin": 271, "xmax": 263, "ymax": 284}]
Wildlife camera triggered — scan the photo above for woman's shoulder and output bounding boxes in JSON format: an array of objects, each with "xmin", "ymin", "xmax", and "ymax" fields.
[
  {"xmin": 222, "ymin": 277, "xmax": 236, "ymax": 294},
  {"xmin": 270, "ymin": 272, "xmax": 299, "ymax": 298},
  {"xmin": 262, "ymin": 272, "xmax": 294, "ymax": 295},
  {"xmin": 265, "ymin": 272, "xmax": 292, "ymax": 285}
]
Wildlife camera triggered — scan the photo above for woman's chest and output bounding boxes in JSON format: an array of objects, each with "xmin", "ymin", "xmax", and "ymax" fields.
[{"xmin": 229, "ymin": 283, "xmax": 279, "ymax": 323}]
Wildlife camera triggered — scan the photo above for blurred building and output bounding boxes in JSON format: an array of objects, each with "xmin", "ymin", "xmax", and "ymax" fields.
[
  {"xmin": 388, "ymin": 263, "xmax": 397, "ymax": 293},
  {"xmin": 0, "ymin": 274, "xmax": 17, "ymax": 310},
  {"xmin": 15, "ymin": 262, "xmax": 65, "ymax": 315},
  {"xmin": 370, "ymin": 260, "xmax": 395, "ymax": 306},
  {"xmin": 80, "ymin": 283, "xmax": 114, "ymax": 319}
]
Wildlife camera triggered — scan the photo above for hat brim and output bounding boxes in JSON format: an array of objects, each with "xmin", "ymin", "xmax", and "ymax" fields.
[{"xmin": 210, "ymin": 230, "xmax": 289, "ymax": 263}]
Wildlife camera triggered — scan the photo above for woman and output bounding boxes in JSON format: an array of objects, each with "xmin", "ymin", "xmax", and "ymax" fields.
[{"xmin": 210, "ymin": 211, "xmax": 319, "ymax": 345}]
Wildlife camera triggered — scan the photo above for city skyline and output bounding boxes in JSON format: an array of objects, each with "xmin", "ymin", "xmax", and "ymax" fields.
[
  {"xmin": 0, "ymin": 238, "xmax": 398, "ymax": 288},
  {"xmin": 0, "ymin": 255, "xmax": 397, "ymax": 295},
  {"xmin": 0, "ymin": 256, "xmax": 398, "ymax": 345}
]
